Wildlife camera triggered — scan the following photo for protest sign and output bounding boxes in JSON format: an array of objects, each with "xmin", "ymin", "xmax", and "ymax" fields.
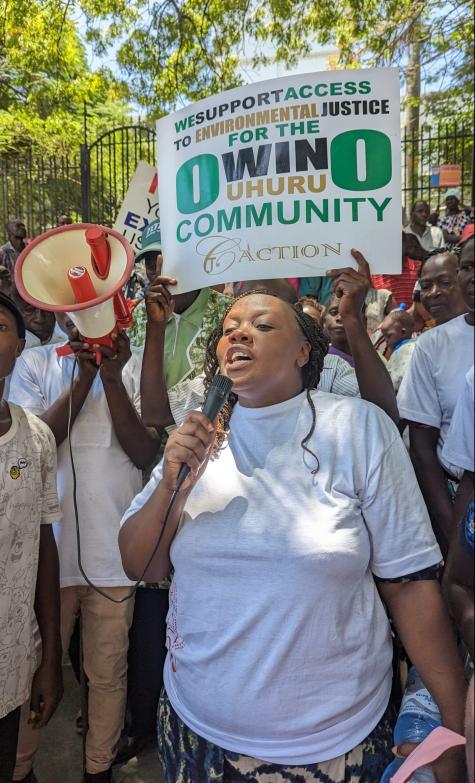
[
  {"xmin": 157, "ymin": 67, "xmax": 401, "ymax": 294},
  {"xmin": 113, "ymin": 161, "xmax": 159, "ymax": 252}
]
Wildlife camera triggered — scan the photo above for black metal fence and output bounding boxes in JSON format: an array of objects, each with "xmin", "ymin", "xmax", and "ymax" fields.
[
  {"xmin": 80, "ymin": 125, "xmax": 157, "ymax": 226},
  {"xmin": 0, "ymin": 151, "xmax": 82, "ymax": 238},
  {"xmin": 1, "ymin": 122, "xmax": 473, "ymax": 242},
  {"xmin": 401, "ymin": 123, "xmax": 474, "ymax": 214}
]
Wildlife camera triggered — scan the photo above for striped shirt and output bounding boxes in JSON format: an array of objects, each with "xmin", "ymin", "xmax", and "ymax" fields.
[{"xmin": 371, "ymin": 258, "xmax": 421, "ymax": 308}]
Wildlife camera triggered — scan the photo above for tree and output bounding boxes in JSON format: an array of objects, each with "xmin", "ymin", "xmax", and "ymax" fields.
[
  {"xmin": 77, "ymin": 0, "xmax": 474, "ymax": 127},
  {"xmin": 0, "ymin": 0, "xmax": 130, "ymax": 154}
]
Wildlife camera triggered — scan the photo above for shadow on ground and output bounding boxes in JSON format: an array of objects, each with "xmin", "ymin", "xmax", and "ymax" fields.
[{"xmin": 35, "ymin": 665, "xmax": 165, "ymax": 783}]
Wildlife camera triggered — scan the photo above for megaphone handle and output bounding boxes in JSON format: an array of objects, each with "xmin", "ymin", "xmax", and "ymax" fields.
[
  {"xmin": 56, "ymin": 340, "xmax": 106, "ymax": 365},
  {"xmin": 114, "ymin": 291, "xmax": 134, "ymax": 330},
  {"xmin": 56, "ymin": 344, "xmax": 74, "ymax": 358}
]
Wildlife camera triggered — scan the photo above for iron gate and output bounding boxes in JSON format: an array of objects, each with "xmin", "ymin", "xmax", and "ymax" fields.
[{"xmin": 81, "ymin": 125, "xmax": 157, "ymax": 225}]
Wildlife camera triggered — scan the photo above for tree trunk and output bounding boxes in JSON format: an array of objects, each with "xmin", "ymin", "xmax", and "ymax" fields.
[
  {"xmin": 404, "ymin": 16, "xmax": 423, "ymax": 206},
  {"xmin": 405, "ymin": 18, "xmax": 422, "ymax": 133}
]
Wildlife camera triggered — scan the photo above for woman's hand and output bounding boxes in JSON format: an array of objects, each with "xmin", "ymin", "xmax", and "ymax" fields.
[
  {"xmin": 145, "ymin": 254, "xmax": 177, "ymax": 324},
  {"xmin": 162, "ymin": 412, "xmax": 216, "ymax": 493}
]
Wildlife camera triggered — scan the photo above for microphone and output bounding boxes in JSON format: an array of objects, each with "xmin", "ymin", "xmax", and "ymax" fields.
[{"xmin": 175, "ymin": 373, "xmax": 233, "ymax": 492}]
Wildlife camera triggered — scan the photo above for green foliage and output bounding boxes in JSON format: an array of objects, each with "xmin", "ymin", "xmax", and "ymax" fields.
[
  {"xmin": 79, "ymin": 0, "xmax": 249, "ymax": 114},
  {"xmin": 0, "ymin": 0, "xmax": 129, "ymax": 153},
  {"xmin": 77, "ymin": 0, "xmax": 473, "ymax": 122},
  {"xmin": 0, "ymin": 0, "xmax": 472, "ymax": 154}
]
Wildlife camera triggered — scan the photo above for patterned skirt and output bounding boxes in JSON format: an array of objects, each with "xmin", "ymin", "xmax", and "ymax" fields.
[{"xmin": 157, "ymin": 690, "xmax": 396, "ymax": 783}]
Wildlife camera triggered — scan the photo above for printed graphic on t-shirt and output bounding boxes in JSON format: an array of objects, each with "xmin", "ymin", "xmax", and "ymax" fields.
[
  {"xmin": 167, "ymin": 580, "xmax": 185, "ymax": 672},
  {"xmin": 0, "ymin": 406, "xmax": 60, "ymax": 718}
]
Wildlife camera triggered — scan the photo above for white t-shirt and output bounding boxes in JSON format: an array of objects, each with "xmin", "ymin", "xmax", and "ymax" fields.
[
  {"xmin": 122, "ymin": 391, "xmax": 440, "ymax": 764},
  {"xmin": 168, "ymin": 353, "xmax": 359, "ymax": 427},
  {"xmin": 405, "ymin": 224, "xmax": 445, "ymax": 252},
  {"xmin": 398, "ymin": 315, "xmax": 474, "ymax": 476},
  {"xmin": 8, "ymin": 345, "xmax": 143, "ymax": 587},
  {"xmin": 442, "ymin": 365, "xmax": 474, "ymax": 473},
  {"xmin": 0, "ymin": 404, "xmax": 61, "ymax": 718}
]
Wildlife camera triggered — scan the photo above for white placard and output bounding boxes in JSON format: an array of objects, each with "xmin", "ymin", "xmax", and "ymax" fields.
[
  {"xmin": 113, "ymin": 161, "xmax": 159, "ymax": 252},
  {"xmin": 157, "ymin": 68, "xmax": 402, "ymax": 294}
]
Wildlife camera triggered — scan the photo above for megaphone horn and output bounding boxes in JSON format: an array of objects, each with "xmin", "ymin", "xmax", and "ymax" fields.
[{"xmin": 14, "ymin": 223, "xmax": 136, "ymax": 363}]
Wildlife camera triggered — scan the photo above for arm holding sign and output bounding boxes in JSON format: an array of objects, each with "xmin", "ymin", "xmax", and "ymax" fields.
[
  {"xmin": 140, "ymin": 255, "xmax": 177, "ymax": 427},
  {"xmin": 327, "ymin": 250, "xmax": 399, "ymax": 424}
]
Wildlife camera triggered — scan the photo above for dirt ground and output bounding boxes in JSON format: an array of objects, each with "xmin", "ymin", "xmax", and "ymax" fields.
[{"xmin": 35, "ymin": 665, "xmax": 166, "ymax": 783}]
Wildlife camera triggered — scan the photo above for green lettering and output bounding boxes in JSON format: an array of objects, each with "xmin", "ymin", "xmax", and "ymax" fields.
[
  {"xmin": 284, "ymin": 87, "xmax": 299, "ymax": 100},
  {"xmin": 368, "ymin": 197, "xmax": 392, "ymax": 221},
  {"xmin": 277, "ymin": 201, "xmax": 301, "ymax": 225},
  {"xmin": 176, "ymin": 154, "xmax": 219, "ymax": 214},
  {"xmin": 246, "ymin": 202, "xmax": 272, "ymax": 227},
  {"xmin": 299, "ymin": 85, "xmax": 313, "ymax": 98},
  {"xmin": 174, "ymin": 117, "xmax": 189, "ymax": 132},
  {"xmin": 305, "ymin": 200, "xmax": 329, "ymax": 222},
  {"xmin": 195, "ymin": 213, "xmax": 214, "ymax": 237},
  {"xmin": 217, "ymin": 207, "xmax": 242, "ymax": 232},
  {"xmin": 330, "ymin": 130, "xmax": 392, "ymax": 191},
  {"xmin": 177, "ymin": 220, "xmax": 191, "ymax": 242}
]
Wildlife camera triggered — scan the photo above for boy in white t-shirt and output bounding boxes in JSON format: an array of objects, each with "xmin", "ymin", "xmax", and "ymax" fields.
[
  {"xmin": 8, "ymin": 313, "xmax": 161, "ymax": 783},
  {"xmin": 398, "ymin": 235, "xmax": 474, "ymax": 554},
  {"xmin": 0, "ymin": 293, "xmax": 62, "ymax": 783}
]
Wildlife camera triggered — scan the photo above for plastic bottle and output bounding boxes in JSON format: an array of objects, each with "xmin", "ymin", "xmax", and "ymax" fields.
[{"xmin": 380, "ymin": 667, "xmax": 441, "ymax": 782}]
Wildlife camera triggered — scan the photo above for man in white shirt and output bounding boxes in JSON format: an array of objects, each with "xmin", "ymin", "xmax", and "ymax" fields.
[
  {"xmin": 405, "ymin": 200, "xmax": 445, "ymax": 253},
  {"xmin": 398, "ymin": 235, "xmax": 474, "ymax": 554},
  {"xmin": 8, "ymin": 314, "xmax": 161, "ymax": 783}
]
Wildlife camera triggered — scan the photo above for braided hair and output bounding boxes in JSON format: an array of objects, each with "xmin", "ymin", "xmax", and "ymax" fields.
[{"xmin": 203, "ymin": 289, "xmax": 329, "ymax": 473}]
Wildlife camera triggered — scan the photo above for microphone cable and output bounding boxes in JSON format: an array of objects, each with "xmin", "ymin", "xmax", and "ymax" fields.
[
  {"xmin": 67, "ymin": 359, "xmax": 232, "ymax": 604},
  {"xmin": 67, "ymin": 356, "xmax": 179, "ymax": 604}
]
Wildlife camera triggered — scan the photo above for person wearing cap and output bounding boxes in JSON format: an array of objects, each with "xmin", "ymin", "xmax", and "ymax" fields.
[
  {"xmin": 0, "ymin": 293, "xmax": 63, "ymax": 783},
  {"xmin": 0, "ymin": 220, "xmax": 27, "ymax": 275},
  {"xmin": 405, "ymin": 200, "xmax": 445, "ymax": 252},
  {"xmin": 437, "ymin": 189, "xmax": 472, "ymax": 247},
  {"xmin": 128, "ymin": 219, "xmax": 228, "ymax": 388}
]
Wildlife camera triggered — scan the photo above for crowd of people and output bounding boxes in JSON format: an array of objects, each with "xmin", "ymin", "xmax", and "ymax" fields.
[{"xmin": 0, "ymin": 186, "xmax": 474, "ymax": 783}]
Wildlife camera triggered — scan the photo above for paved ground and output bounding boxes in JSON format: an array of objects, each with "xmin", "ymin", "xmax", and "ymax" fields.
[{"xmin": 35, "ymin": 665, "xmax": 166, "ymax": 783}]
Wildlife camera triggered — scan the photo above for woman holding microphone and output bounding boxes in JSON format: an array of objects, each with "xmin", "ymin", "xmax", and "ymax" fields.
[{"xmin": 119, "ymin": 263, "xmax": 466, "ymax": 783}]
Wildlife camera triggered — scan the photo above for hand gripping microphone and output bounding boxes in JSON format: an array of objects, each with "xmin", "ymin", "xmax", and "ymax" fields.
[{"xmin": 175, "ymin": 373, "xmax": 233, "ymax": 492}]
